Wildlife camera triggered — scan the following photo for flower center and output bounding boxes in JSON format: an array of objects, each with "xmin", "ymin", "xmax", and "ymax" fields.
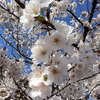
[
  {"xmin": 52, "ymin": 68, "xmax": 58, "ymax": 75},
  {"xmin": 36, "ymin": 72, "xmax": 41, "ymax": 77},
  {"xmin": 78, "ymin": 64, "xmax": 81, "ymax": 68},
  {"xmin": 40, "ymin": 50, "xmax": 46, "ymax": 56},
  {"xmin": 0, "ymin": 89, "xmax": 8, "ymax": 97},
  {"xmin": 56, "ymin": 61, "xmax": 60, "ymax": 65},
  {"xmin": 53, "ymin": 38, "xmax": 60, "ymax": 44},
  {"xmin": 32, "ymin": 9, "xmax": 38, "ymax": 15}
]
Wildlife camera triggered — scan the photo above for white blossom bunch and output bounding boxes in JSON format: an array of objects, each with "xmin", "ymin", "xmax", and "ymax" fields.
[{"xmin": 0, "ymin": 0, "xmax": 100, "ymax": 100}]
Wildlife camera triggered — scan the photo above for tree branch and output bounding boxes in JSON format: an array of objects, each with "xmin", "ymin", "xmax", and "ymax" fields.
[
  {"xmin": 0, "ymin": 4, "xmax": 19, "ymax": 19},
  {"xmin": 67, "ymin": 0, "xmax": 97, "ymax": 42},
  {"xmin": 67, "ymin": 9, "xmax": 83, "ymax": 26},
  {"xmin": 89, "ymin": 83, "xmax": 100, "ymax": 98},
  {"xmin": 88, "ymin": 0, "xmax": 97, "ymax": 23},
  {"xmin": 13, "ymin": 78, "xmax": 33, "ymax": 100},
  {"xmin": 77, "ymin": 71, "xmax": 100, "ymax": 82},
  {"xmin": 15, "ymin": 0, "xmax": 25, "ymax": 9},
  {"xmin": 0, "ymin": 34, "xmax": 32, "ymax": 60},
  {"xmin": 47, "ymin": 83, "xmax": 71, "ymax": 99},
  {"xmin": 48, "ymin": 71, "xmax": 100, "ymax": 99},
  {"xmin": 83, "ymin": 0, "xmax": 98, "ymax": 42},
  {"xmin": 66, "ymin": 9, "xmax": 89, "ymax": 42}
]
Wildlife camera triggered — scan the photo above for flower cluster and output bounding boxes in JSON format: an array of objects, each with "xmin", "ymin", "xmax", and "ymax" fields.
[
  {"xmin": 0, "ymin": 0, "xmax": 100, "ymax": 100},
  {"xmin": 28, "ymin": 24, "xmax": 99, "ymax": 99},
  {"xmin": 0, "ymin": 88, "xmax": 10, "ymax": 100},
  {"xmin": 0, "ymin": 48, "xmax": 25, "ymax": 81},
  {"xmin": 28, "ymin": 20, "xmax": 73, "ymax": 98},
  {"xmin": 18, "ymin": 0, "xmax": 100, "ymax": 99},
  {"xmin": 20, "ymin": 0, "xmax": 54, "ymax": 29}
]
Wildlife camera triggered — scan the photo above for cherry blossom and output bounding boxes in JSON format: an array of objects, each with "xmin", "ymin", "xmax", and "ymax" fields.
[{"xmin": 0, "ymin": 0, "xmax": 100, "ymax": 100}]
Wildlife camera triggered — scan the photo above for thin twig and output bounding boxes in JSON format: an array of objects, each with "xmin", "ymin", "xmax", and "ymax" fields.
[
  {"xmin": 13, "ymin": 78, "xmax": 33, "ymax": 100},
  {"xmin": 0, "ymin": 34, "xmax": 32, "ymax": 60},
  {"xmin": 0, "ymin": 4, "xmax": 19, "ymax": 19},
  {"xmin": 67, "ymin": 9, "xmax": 83, "ymax": 26},
  {"xmin": 48, "ymin": 71, "xmax": 100, "ymax": 99}
]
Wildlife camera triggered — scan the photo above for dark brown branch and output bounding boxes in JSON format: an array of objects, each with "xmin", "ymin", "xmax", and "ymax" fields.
[
  {"xmin": 13, "ymin": 78, "xmax": 33, "ymax": 100},
  {"xmin": 41, "ymin": 20, "xmax": 56, "ymax": 30},
  {"xmin": 0, "ymin": 65, "xmax": 4, "ymax": 78},
  {"xmin": 67, "ymin": 1, "xmax": 98, "ymax": 42},
  {"xmin": 47, "ymin": 83, "xmax": 71, "ymax": 99},
  {"xmin": 15, "ymin": 0, "xmax": 25, "ymax": 9},
  {"xmin": 77, "ymin": 71, "xmax": 100, "ymax": 82},
  {"xmin": 0, "ymin": 4, "xmax": 19, "ymax": 19},
  {"xmin": 72, "ymin": 42, "xmax": 79, "ymax": 50},
  {"xmin": 68, "ymin": 66, "xmax": 75, "ymax": 72},
  {"xmin": 88, "ymin": 0, "xmax": 97, "ymax": 23},
  {"xmin": 89, "ymin": 83, "xmax": 100, "ymax": 97},
  {"xmin": 0, "ymin": 34, "xmax": 32, "ymax": 60},
  {"xmin": 48, "ymin": 71, "xmax": 100, "ymax": 99},
  {"xmin": 67, "ymin": 9, "xmax": 83, "ymax": 26},
  {"xmin": 83, "ymin": 26, "xmax": 90, "ymax": 42},
  {"xmin": 83, "ymin": 0, "xmax": 98, "ymax": 42},
  {"xmin": 16, "ymin": 59, "xmax": 33, "ymax": 64},
  {"xmin": 66, "ymin": 9, "xmax": 88, "ymax": 42}
]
